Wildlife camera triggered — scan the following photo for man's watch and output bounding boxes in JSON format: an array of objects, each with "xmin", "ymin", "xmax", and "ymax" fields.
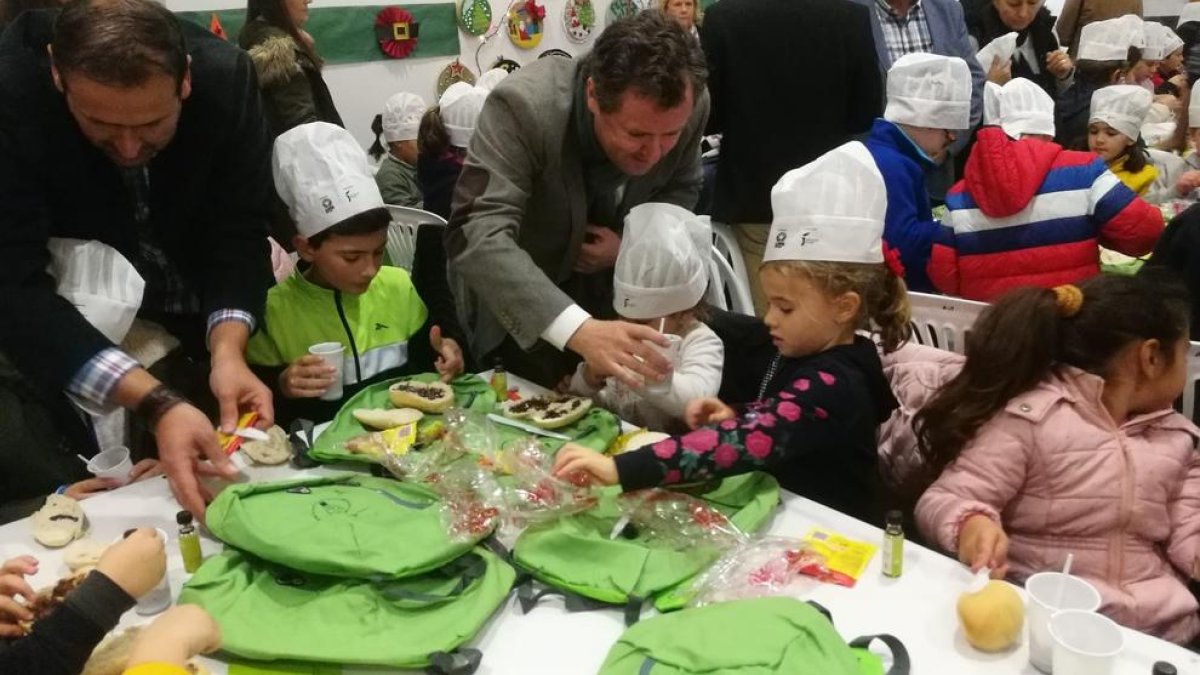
[{"xmin": 136, "ymin": 384, "xmax": 188, "ymax": 428}]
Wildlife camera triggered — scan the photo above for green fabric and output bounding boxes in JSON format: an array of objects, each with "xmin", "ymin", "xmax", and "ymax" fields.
[
  {"xmin": 177, "ymin": 5, "xmax": 460, "ymax": 66},
  {"xmin": 180, "ymin": 547, "xmax": 515, "ymax": 668},
  {"xmin": 511, "ymin": 472, "xmax": 779, "ymax": 608},
  {"xmin": 853, "ymin": 650, "xmax": 886, "ymax": 675},
  {"xmin": 493, "ymin": 406, "xmax": 623, "ymax": 455},
  {"xmin": 309, "ymin": 373, "xmax": 497, "ymax": 464},
  {"xmin": 228, "ymin": 663, "xmax": 340, "ymax": 675},
  {"xmin": 598, "ymin": 597, "xmax": 861, "ymax": 675},
  {"xmin": 205, "ymin": 474, "xmax": 480, "ymax": 579},
  {"xmin": 376, "ymin": 155, "xmax": 422, "ymax": 209}
]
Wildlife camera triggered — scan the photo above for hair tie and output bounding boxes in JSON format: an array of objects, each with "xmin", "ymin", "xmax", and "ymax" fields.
[
  {"xmin": 881, "ymin": 241, "xmax": 906, "ymax": 279},
  {"xmin": 1052, "ymin": 284, "xmax": 1083, "ymax": 318}
]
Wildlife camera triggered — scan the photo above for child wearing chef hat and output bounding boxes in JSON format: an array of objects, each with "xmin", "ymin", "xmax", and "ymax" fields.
[
  {"xmin": 1057, "ymin": 15, "xmax": 1146, "ymax": 150},
  {"xmin": 417, "ymin": 82, "xmax": 489, "ymax": 219},
  {"xmin": 567, "ymin": 203, "xmax": 723, "ymax": 432},
  {"xmin": 1088, "ymin": 84, "xmax": 1156, "ymax": 195},
  {"xmin": 374, "ymin": 91, "xmax": 427, "ymax": 208},
  {"xmin": 864, "ymin": 52, "xmax": 973, "ymax": 293},
  {"xmin": 554, "ymin": 141, "xmax": 910, "ymax": 526},
  {"xmin": 246, "ymin": 122, "xmax": 465, "ymax": 424}
]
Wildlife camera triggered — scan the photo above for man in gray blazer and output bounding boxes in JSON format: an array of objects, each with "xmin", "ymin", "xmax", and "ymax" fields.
[{"xmin": 446, "ymin": 12, "xmax": 708, "ymax": 388}]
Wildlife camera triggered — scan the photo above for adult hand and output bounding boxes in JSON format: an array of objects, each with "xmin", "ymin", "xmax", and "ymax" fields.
[
  {"xmin": 155, "ymin": 403, "xmax": 234, "ymax": 520},
  {"xmin": 987, "ymin": 56, "xmax": 1012, "ymax": 85},
  {"xmin": 1045, "ymin": 50, "xmax": 1073, "ymax": 79},
  {"xmin": 0, "ymin": 556, "xmax": 36, "ymax": 638},
  {"xmin": 553, "ymin": 444, "xmax": 618, "ymax": 486},
  {"xmin": 95, "ymin": 528, "xmax": 166, "ymax": 599},
  {"xmin": 1177, "ymin": 170, "xmax": 1200, "ymax": 196},
  {"xmin": 127, "ymin": 604, "xmax": 221, "ymax": 668},
  {"xmin": 573, "ymin": 225, "xmax": 621, "ymax": 275},
  {"xmin": 279, "ymin": 355, "xmax": 335, "ymax": 399},
  {"xmin": 684, "ymin": 397, "xmax": 737, "ymax": 429},
  {"xmin": 958, "ymin": 514, "xmax": 1009, "ymax": 577},
  {"xmin": 430, "ymin": 326, "xmax": 465, "ymax": 382},
  {"xmin": 210, "ymin": 353, "xmax": 273, "ymax": 434},
  {"xmin": 566, "ymin": 319, "xmax": 671, "ymax": 389}
]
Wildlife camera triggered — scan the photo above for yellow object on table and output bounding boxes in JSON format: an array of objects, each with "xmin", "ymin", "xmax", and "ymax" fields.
[
  {"xmin": 801, "ymin": 527, "xmax": 877, "ymax": 587},
  {"xmin": 957, "ymin": 579, "xmax": 1024, "ymax": 652}
]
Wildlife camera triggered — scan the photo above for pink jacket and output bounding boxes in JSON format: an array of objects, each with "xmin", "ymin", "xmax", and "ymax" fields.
[
  {"xmin": 878, "ymin": 343, "xmax": 964, "ymax": 488},
  {"xmin": 916, "ymin": 367, "xmax": 1200, "ymax": 643}
]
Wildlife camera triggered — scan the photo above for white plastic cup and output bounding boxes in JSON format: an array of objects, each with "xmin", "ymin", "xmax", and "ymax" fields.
[
  {"xmin": 643, "ymin": 334, "xmax": 682, "ymax": 396},
  {"xmin": 1025, "ymin": 572, "xmax": 1102, "ymax": 673},
  {"xmin": 135, "ymin": 528, "xmax": 173, "ymax": 616},
  {"xmin": 308, "ymin": 342, "xmax": 346, "ymax": 401},
  {"xmin": 86, "ymin": 446, "xmax": 133, "ymax": 486},
  {"xmin": 1049, "ymin": 609, "xmax": 1124, "ymax": 675}
]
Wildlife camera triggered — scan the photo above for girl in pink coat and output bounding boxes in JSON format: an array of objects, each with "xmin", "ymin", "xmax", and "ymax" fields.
[{"xmin": 914, "ymin": 272, "xmax": 1200, "ymax": 644}]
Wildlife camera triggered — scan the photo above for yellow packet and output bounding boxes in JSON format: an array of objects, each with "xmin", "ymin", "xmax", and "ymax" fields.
[
  {"xmin": 801, "ymin": 527, "xmax": 877, "ymax": 588},
  {"xmin": 344, "ymin": 423, "xmax": 417, "ymax": 459}
]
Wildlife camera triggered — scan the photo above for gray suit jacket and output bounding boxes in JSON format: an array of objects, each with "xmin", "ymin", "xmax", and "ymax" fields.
[{"xmin": 445, "ymin": 56, "xmax": 707, "ymax": 358}]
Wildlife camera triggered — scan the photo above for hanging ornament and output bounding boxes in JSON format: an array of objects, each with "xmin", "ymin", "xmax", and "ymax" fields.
[
  {"xmin": 437, "ymin": 60, "xmax": 477, "ymax": 98},
  {"xmin": 208, "ymin": 12, "xmax": 227, "ymax": 40},
  {"xmin": 374, "ymin": 7, "xmax": 420, "ymax": 59},
  {"xmin": 491, "ymin": 56, "xmax": 521, "ymax": 73},
  {"xmin": 562, "ymin": 0, "xmax": 595, "ymax": 44},
  {"xmin": 539, "ymin": 48, "xmax": 572, "ymax": 59},
  {"xmin": 457, "ymin": 0, "xmax": 492, "ymax": 36},
  {"xmin": 606, "ymin": 0, "xmax": 644, "ymax": 24},
  {"xmin": 506, "ymin": 0, "xmax": 546, "ymax": 50}
]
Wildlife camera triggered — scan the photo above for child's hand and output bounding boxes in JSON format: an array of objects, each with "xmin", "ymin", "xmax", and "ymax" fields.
[
  {"xmin": 95, "ymin": 528, "xmax": 165, "ymax": 600},
  {"xmin": 553, "ymin": 444, "xmax": 618, "ymax": 486},
  {"xmin": 126, "ymin": 604, "xmax": 221, "ymax": 668},
  {"xmin": 279, "ymin": 355, "xmax": 336, "ymax": 399},
  {"xmin": 685, "ymin": 397, "xmax": 736, "ymax": 429},
  {"xmin": 129, "ymin": 458, "xmax": 163, "ymax": 483},
  {"xmin": 958, "ymin": 514, "xmax": 1009, "ymax": 577},
  {"xmin": 987, "ymin": 56, "xmax": 1012, "ymax": 85},
  {"xmin": 63, "ymin": 477, "xmax": 121, "ymax": 500},
  {"xmin": 430, "ymin": 326, "xmax": 464, "ymax": 382},
  {"xmin": 0, "ymin": 556, "xmax": 37, "ymax": 637},
  {"xmin": 1177, "ymin": 170, "xmax": 1200, "ymax": 196}
]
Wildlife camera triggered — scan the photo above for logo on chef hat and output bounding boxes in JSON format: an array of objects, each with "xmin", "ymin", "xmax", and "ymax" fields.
[{"xmin": 321, "ymin": 197, "xmax": 334, "ymax": 214}]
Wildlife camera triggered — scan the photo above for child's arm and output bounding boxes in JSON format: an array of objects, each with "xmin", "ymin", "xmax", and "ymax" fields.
[
  {"xmin": 1165, "ymin": 448, "xmax": 1200, "ymax": 579},
  {"xmin": 640, "ymin": 328, "xmax": 724, "ymax": 420},
  {"xmin": 927, "ymin": 221, "xmax": 962, "ymax": 296},
  {"xmin": 122, "ymin": 605, "xmax": 220, "ymax": 675},
  {"xmin": 1092, "ymin": 166, "xmax": 1165, "ymax": 256}
]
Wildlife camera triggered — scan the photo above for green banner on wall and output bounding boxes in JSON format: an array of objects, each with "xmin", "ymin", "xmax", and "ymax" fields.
[{"xmin": 177, "ymin": 4, "xmax": 461, "ymax": 66}]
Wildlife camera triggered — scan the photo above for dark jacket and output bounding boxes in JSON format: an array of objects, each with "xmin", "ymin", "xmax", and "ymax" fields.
[
  {"xmin": 0, "ymin": 10, "xmax": 274, "ymax": 395},
  {"xmin": 418, "ymin": 149, "xmax": 466, "ymax": 221},
  {"xmin": 1147, "ymin": 203, "xmax": 1200, "ymax": 341},
  {"xmin": 1055, "ymin": 78, "xmax": 1099, "ymax": 151},
  {"xmin": 616, "ymin": 335, "xmax": 898, "ymax": 526},
  {"xmin": 961, "ymin": 0, "xmax": 1062, "ymax": 97},
  {"xmin": 699, "ymin": 0, "xmax": 882, "ymax": 224},
  {"xmin": 865, "ymin": 119, "xmax": 939, "ymax": 292},
  {"xmin": 239, "ymin": 17, "xmax": 342, "ymax": 135}
]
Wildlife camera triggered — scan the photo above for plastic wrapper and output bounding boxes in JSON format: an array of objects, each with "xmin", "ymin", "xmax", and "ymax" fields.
[
  {"xmin": 421, "ymin": 460, "xmax": 502, "ymax": 542},
  {"xmin": 443, "ymin": 408, "xmax": 503, "ymax": 458},
  {"xmin": 689, "ymin": 536, "xmax": 828, "ymax": 607},
  {"xmin": 491, "ymin": 439, "xmax": 596, "ymax": 538},
  {"xmin": 614, "ymin": 489, "xmax": 746, "ymax": 551}
]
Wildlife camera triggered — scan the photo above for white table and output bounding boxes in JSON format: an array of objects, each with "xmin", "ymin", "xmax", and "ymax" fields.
[{"xmin": 1, "ymin": 375, "xmax": 1197, "ymax": 675}]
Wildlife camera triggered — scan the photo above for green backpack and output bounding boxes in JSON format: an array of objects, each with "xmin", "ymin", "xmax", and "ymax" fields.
[
  {"xmin": 511, "ymin": 472, "xmax": 780, "ymax": 623},
  {"xmin": 597, "ymin": 597, "xmax": 910, "ymax": 675},
  {"xmin": 179, "ymin": 547, "xmax": 516, "ymax": 671},
  {"xmin": 205, "ymin": 474, "xmax": 482, "ymax": 580}
]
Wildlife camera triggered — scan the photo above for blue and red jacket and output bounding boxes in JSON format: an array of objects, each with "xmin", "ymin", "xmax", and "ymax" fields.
[
  {"xmin": 864, "ymin": 119, "xmax": 939, "ymax": 292},
  {"xmin": 931, "ymin": 127, "xmax": 1163, "ymax": 301}
]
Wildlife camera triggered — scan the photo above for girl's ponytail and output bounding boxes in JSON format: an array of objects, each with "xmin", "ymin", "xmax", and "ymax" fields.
[{"xmin": 871, "ymin": 272, "xmax": 912, "ymax": 354}]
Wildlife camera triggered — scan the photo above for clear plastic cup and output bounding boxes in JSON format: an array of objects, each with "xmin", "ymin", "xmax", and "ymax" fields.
[
  {"xmin": 86, "ymin": 446, "xmax": 133, "ymax": 486},
  {"xmin": 308, "ymin": 342, "xmax": 346, "ymax": 401},
  {"xmin": 643, "ymin": 334, "xmax": 682, "ymax": 396},
  {"xmin": 1025, "ymin": 572, "xmax": 1101, "ymax": 673},
  {"xmin": 1049, "ymin": 609, "xmax": 1124, "ymax": 675}
]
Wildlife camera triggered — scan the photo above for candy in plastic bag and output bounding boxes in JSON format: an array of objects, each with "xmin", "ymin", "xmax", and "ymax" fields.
[
  {"xmin": 492, "ymin": 439, "xmax": 596, "ymax": 536},
  {"xmin": 422, "ymin": 460, "xmax": 501, "ymax": 542},
  {"xmin": 689, "ymin": 536, "xmax": 828, "ymax": 607},
  {"xmin": 615, "ymin": 489, "xmax": 745, "ymax": 551}
]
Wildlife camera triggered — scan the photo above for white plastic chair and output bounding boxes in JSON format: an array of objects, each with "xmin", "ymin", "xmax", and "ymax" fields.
[
  {"xmin": 1183, "ymin": 341, "xmax": 1200, "ymax": 421},
  {"xmin": 384, "ymin": 205, "xmax": 447, "ymax": 271},
  {"xmin": 705, "ymin": 245, "xmax": 755, "ymax": 315},
  {"xmin": 905, "ymin": 291, "xmax": 988, "ymax": 354}
]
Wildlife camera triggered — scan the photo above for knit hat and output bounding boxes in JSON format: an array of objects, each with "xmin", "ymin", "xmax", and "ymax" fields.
[
  {"xmin": 993, "ymin": 78, "xmax": 1056, "ymax": 139},
  {"xmin": 273, "ymin": 122, "xmax": 386, "ymax": 239},
  {"xmin": 884, "ymin": 53, "xmax": 973, "ymax": 130},
  {"xmin": 476, "ymin": 68, "xmax": 510, "ymax": 92},
  {"xmin": 1178, "ymin": 3, "xmax": 1200, "ymax": 29},
  {"xmin": 1089, "ymin": 84, "xmax": 1153, "ymax": 140},
  {"xmin": 440, "ymin": 82, "xmax": 488, "ymax": 148},
  {"xmin": 1077, "ymin": 15, "xmax": 1145, "ymax": 62},
  {"xmin": 381, "ymin": 92, "xmax": 426, "ymax": 143},
  {"xmin": 764, "ymin": 142, "xmax": 886, "ymax": 265},
  {"xmin": 612, "ymin": 203, "xmax": 711, "ymax": 320},
  {"xmin": 1143, "ymin": 22, "xmax": 1184, "ymax": 61}
]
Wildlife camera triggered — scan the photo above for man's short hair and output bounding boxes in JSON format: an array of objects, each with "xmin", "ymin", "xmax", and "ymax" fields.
[
  {"xmin": 589, "ymin": 10, "xmax": 707, "ymax": 114},
  {"xmin": 52, "ymin": 0, "xmax": 188, "ymax": 92}
]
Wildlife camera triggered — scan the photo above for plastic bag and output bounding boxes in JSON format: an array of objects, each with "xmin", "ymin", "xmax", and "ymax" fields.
[
  {"xmin": 614, "ymin": 489, "xmax": 746, "ymax": 551},
  {"xmin": 491, "ymin": 439, "xmax": 596, "ymax": 537},
  {"xmin": 443, "ymin": 408, "xmax": 502, "ymax": 459},
  {"xmin": 689, "ymin": 536, "xmax": 828, "ymax": 607},
  {"xmin": 422, "ymin": 460, "xmax": 502, "ymax": 542}
]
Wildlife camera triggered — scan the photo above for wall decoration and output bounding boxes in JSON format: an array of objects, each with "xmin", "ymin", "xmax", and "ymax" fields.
[
  {"xmin": 539, "ymin": 48, "xmax": 572, "ymax": 59},
  {"xmin": 562, "ymin": 0, "xmax": 595, "ymax": 43},
  {"xmin": 506, "ymin": 0, "xmax": 546, "ymax": 50},
  {"xmin": 457, "ymin": 0, "xmax": 492, "ymax": 36},
  {"xmin": 492, "ymin": 56, "xmax": 522, "ymax": 72},
  {"xmin": 606, "ymin": 0, "xmax": 643, "ymax": 24},
  {"xmin": 437, "ymin": 59, "xmax": 477, "ymax": 97},
  {"xmin": 208, "ymin": 13, "xmax": 227, "ymax": 40},
  {"xmin": 374, "ymin": 7, "xmax": 420, "ymax": 59}
]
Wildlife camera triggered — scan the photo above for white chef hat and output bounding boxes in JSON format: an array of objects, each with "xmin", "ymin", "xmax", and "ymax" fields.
[
  {"xmin": 613, "ymin": 203, "xmax": 711, "ymax": 319},
  {"xmin": 1089, "ymin": 84, "xmax": 1152, "ymax": 140},
  {"xmin": 1078, "ymin": 15, "xmax": 1145, "ymax": 62},
  {"xmin": 884, "ymin": 53, "xmax": 973, "ymax": 130},
  {"xmin": 272, "ymin": 122, "xmax": 386, "ymax": 239},
  {"xmin": 1189, "ymin": 85, "xmax": 1200, "ymax": 127},
  {"xmin": 975, "ymin": 32, "xmax": 1018, "ymax": 71},
  {"xmin": 381, "ymin": 91, "xmax": 426, "ymax": 143},
  {"xmin": 764, "ymin": 141, "xmax": 886, "ymax": 265},
  {"xmin": 1179, "ymin": 3, "xmax": 1200, "ymax": 29},
  {"xmin": 995, "ymin": 78, "xmax": 1056, "ymax": 139},
  {"xmin": 46, "ymin": 238, "xmax": 145, "ymax": 344},
  {"xmin": 476, "ymin": 68, "xmax": 510, "ymax": 92},
  {"xmin": 1143, "ymin": 22, "xmax": 1184, "ymax": 61},
  {"xmin": 440, "ymin": 82, "xmax": 488, "ymax": 149},
  {"xmin": 983, "ymin": 81, "xmax": 1002, "ymax": 125}
]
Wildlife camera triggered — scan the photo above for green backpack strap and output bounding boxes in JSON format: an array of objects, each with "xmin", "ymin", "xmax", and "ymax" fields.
[
  {"xmin": 848, "ymin": 634, "xmax": 910, "ymax": 675},
  {"xmin": 378, "ymin": 554, "xmax": 488, "ymax": 604},
  {"xmin": 426, "ymin": 648, "xmax": 482, "ymax": 675},
  {"xmin": 515, "ymin": 578, "xmax": 645, "ymax": 626}
]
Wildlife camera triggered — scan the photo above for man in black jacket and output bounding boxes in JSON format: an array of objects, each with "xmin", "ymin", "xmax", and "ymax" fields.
[
  {"xmin": 0, "ymin": 0, "xmax": 275, "ymax": 519},
  {"xmin": 700, "ymin": 0, "xmax": 884, "ymax": 316}
]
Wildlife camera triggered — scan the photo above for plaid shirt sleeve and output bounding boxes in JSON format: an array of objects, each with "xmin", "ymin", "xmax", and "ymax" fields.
[
  {"xmin": 206, "ymin": 309, "xmax": 256, "ymax": 343},
  {"xmin": 66, "ymin": 347, "xmax": 140, "ymax": 407}
]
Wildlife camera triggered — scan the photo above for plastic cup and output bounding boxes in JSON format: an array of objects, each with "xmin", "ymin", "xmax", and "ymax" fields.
[
  {"xmin": 308, "ymin": 342, "xmax": 346, "ymax": 401},
  {"xmin": 86, "ymin": 446, "xmax": 133, "ymax": 486},
  {"xmin": 643, "ymin": 334, "xmax": 682, "ymax": 396},
  {"xmin": 135, "ymin": 528, "xmax": 173, "ymax": 616},
  {"xmin": 1049, "ymin": 609, "xmax": 1124, "ymax": 675},
  {"xmin": 1025, "ymin": 572, "xmax": 1101, "ymax": 673}
]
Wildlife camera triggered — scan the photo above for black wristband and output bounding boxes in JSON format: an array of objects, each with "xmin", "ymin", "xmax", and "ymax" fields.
[{"xmin": 135, "ymin": 383, "xmax": 187, "ymax": 428}]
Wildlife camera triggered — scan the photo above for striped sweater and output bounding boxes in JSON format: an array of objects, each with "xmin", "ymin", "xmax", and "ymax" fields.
[{"xmin": 930, "ymin": 127, "xmax": 1163, "ymax": 301}]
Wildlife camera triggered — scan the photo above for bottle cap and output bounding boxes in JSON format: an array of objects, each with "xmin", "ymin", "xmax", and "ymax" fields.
[
  {"xmin": 493, "ymin": 357, "xmax": 504, "ymax": 369},
  {"xmin": 885, "ymin": 510, "xmax": 903, "ymax": 525},
  {"xmin": 1153, "ymin": 662, "xmax": 1178, "ymax": 675},
  {"xmin": 176, "ymin": 510, "xmax": 194, "ymax": 526}
]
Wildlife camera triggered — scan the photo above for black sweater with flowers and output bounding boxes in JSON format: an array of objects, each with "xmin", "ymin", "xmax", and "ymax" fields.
[{"xmin": 614, "ymin": 336, "xmax": 897, "ymax": 526}]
